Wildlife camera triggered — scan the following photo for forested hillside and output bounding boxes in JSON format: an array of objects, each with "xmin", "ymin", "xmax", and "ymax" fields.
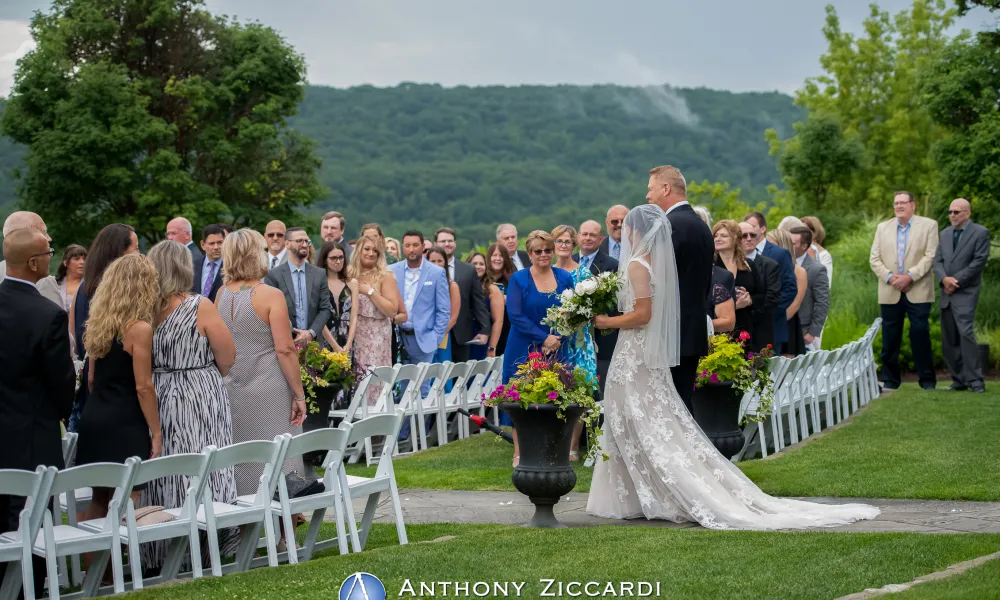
[{"xmin": 1, "ymin": 84, "xmax": 802, "ymax": 242}]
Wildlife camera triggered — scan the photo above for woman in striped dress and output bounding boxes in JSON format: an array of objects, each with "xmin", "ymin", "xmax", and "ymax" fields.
[
  {"xmin": 144, "ymin": 240, "xmax": 239, "ymax": 568},
  {"xmin": 216, "ymin": 229, "xmax": 307, "ymax": 496}
]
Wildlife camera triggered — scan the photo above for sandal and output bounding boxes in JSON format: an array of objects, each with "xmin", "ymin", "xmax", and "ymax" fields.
[
  {"xmin": 512, "ymin": 456, "xmax": 520, "ymax": 468},
  {"xmin": 569, "ymin": 450, "xmax": 580, "ymax": 462}
]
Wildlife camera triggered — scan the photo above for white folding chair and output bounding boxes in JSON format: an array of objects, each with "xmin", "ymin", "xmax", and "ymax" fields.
[
  {"xmin": 413, "ymin": 362, "xmax": 452, "ymax": 451},
  {"xmin": 202, "ymin": 436, "xmax": 289, "ymax": 575},
  {"xmin": 0, "ymin": 467, "xmax": 53, "ymax": 600},
  {"xmin": 340, "ymin": 366, "xmax": 401, "ymax": 464},
  {"xmin": 766, "ymin": 356, "xmax": 794, "ymax": 450},
  {"xmin": 336, "ymin": 413, "xmax": 408, "ymax": 552},
  {"xmin": 390, "ymin": 363, "xmax": 426, "ymax": 457},
  {"xmin": 459, "ymin": 360, "xmax": 492, "ymax": 439},
  {"xmin": 34, "ymin": 461, "xmax": 138, "ymax": 599},
  {"xmin": 265, "ymin": 427, "xmax": 353, "ymax": 566},
  {"xmin": 56, "ymin": 431, "xmax": 89, "ymax": 589},
  {"xmin": 436, "ymin": 362, "xmax": 472, "ymax": 445}
]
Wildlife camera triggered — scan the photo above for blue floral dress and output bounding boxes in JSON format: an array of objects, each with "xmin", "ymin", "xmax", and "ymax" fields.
[{"xmin": 566, "ymin": 264, "xmax": 598, "ymax": 384}]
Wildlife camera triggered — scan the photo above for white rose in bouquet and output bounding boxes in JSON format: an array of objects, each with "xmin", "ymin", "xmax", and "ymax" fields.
[
  {"xmin": 561, "ymin": 289, "xmax": 575, "ymax": 302},
  {"xmin": 576, "ymin": 278, "xmax": 599, "ymax": 295}
]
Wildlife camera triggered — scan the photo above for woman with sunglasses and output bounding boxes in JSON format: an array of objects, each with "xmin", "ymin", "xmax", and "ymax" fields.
[
  {"xmin": 713, "ymin": 220, "xmax": 776, "ymax": 352},
  {"xmin": 502, "ymin": 230, "xmax": 575, "ymax": 467}
]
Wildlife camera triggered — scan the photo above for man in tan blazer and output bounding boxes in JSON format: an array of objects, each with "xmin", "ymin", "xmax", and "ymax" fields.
[{"xmin": 869, "ymin": 191, "xmax": 940, "ymax": 391}]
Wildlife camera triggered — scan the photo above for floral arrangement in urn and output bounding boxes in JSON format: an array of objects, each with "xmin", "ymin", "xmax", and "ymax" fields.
[
  {"xmin": 695, "ymin": 332, "xmax": 775, "ymax": 425},
  {"xmin": 484, "ymin": 352, "xmax": 604, "ymax": 460},
  {"xmin": 542, "ymin": 271, "xmax": 621, "ymax": 346},
  {"xmin": 298, "ymin": 342, "xmax": 355, "ymax": 414}
]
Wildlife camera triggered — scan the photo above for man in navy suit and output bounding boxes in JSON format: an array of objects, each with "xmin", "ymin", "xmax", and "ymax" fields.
[
  {"xmin": 744, "ymin": 212, "xmax": 797, "ymax": 352},
  {"xmin": 191, "ymin": 223, "xmax": 225, "ymax": 302},
  {"xmin": 574, "ymin": 219, "xmax": 619, "ymax": 396},
  {"xmin": 647, "ymin": 165, "xmax": 715, "ymax": 412},
  {"xmin": 167, "ymin": 216, "xmax": 203, "ymax": 266}
]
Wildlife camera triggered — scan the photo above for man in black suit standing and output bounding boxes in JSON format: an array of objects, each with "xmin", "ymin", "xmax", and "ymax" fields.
[
  {"xmin": 599, "ymin": 205, "xmax": 629, "ymax": 261},
  {"xmin": 645, "ymin": 165, "xmax": 714, "ymax": 412},
  {"xmin": 166, "ymin": 216, "xmax": 203, "ymax": 266},
  {"xmin": 435, "ymin": 227, "xmax": 491, "ymax": 363},
  {"xmin": 264, "ymin": 227, "xmax": 334, "ymax": 347},
  {"xmin": 0, "ymin": 228, "xmax": 75, "ymax": 595},
  {"xmin": 191, "ymin": 223, "xmax": 226, "ymax": 302},
  {"xmin": 496, "ymin": 224, "xmax": 531, "ymax": 271},
  {"xmin": 574, "ymin": 219, "xmax": 620, "ymax": 395}
]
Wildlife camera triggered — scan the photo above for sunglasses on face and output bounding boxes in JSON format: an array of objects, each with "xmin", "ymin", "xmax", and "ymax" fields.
[
  {"xmin": 948, "ymin": 210, "xmax": 966, "ymax": 215},
  {"xmin": 266, "ymin": 232, "xmax": 284, "ymax": 238},
  {"xmin": 532, "ymin": 248, "xmax": 554, "ymax": 256},
  {"xmin": 741, "ymin": 233, "xmax": 756, "ymax": 240},
  {"xmin": 609, "ymin": 219, "xmax": 622, "ymax": 227}
]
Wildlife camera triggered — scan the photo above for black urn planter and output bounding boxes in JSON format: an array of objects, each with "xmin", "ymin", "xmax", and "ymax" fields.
[
  {"xmin": 499, "ymin": 402, "xmax": 585, "ymax": 528},
  {"xmin": 302, "ymin": 384, "xmax": 342, "ymax": 465},
  {"xmin": 691, "ymin": 380, "xmax": 745, "ymax": 459}
]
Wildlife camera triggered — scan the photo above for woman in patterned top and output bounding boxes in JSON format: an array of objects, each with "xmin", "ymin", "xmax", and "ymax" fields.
[{"xmin": 145, "ymin": 240, "xmax": 239, "ymax": 568}]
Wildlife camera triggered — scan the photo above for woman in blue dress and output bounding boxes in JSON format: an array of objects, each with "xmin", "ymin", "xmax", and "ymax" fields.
[
  {"xmin": 503, "ymin": 231, "xmax": 575, "ymax": 467},
  {"xmin": 552, "ymin": 225, "xmax": 598, "ymax": 461}
]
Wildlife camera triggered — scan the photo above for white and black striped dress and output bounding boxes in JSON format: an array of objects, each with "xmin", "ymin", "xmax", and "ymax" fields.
[
  {"xmin": 145, "ymin": 294, "xmax": 239, "ymax": 567},
  {"xmin": 219, "ymin": 285, "xmax": 304, "ymax": 496}
]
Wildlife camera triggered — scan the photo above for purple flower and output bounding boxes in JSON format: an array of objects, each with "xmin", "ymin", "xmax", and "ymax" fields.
[
  {"xmin": 511, "ymin": 391, "xmax": 521, "ymax": 402},
  {"xmin": 547, "ymin": 391, "xmax": 558, "ymax": 400},
  {"xmin": 709, "ymin": 373, "xmax": 720, "ymax": 384}
]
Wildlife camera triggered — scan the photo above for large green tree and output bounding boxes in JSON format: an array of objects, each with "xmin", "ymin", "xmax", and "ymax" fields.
[
  {"xmin": 1, "ymin": 0, "xmax": 326, "ymax": 245},
  {"xmin": 767, "ymin": 0, "xmax": 955, "ymax": 217}
]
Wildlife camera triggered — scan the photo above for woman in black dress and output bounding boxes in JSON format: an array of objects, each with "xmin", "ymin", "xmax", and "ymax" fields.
[
  {"xmin": 78, "ymin": 254, "xmax": 162, "ymax": 520},
  {"xmin": 709, "ymin": 266, "xmax": 736, "ymax": 334},
  {"xmin": 485, "ymin": 242, "xmax": 516, "ymax": 357},
  {"xmin": 713, "ymin": 220, "xmax": 774, "ymax": 352}
]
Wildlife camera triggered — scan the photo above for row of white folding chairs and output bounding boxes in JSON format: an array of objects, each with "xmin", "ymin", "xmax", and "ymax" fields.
[
  {"xmin": 735, "ymin": 319, "xmax": 882, "ymax": 461},
  {"xmin": 0, "ymin": 413, "xmax": 407, "ymax": 600},
  {"xmin": 331, "ymin": 356, "xmax": 504, "ymax": 464}
]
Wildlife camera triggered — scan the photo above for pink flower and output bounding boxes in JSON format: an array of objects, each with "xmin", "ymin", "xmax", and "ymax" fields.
[
  {"xmin": 738, "ymin": 330, "xmax": 751, "ymax": 342},
  {"xmin": 510, "ymin": 391, "xmax": 521, "ymax": 402},
  {"xmin": 528, "ymin": 352, "xmax": 544, "ymax": 360},
  {"xmin": 547, "ymin": 391, "xmax": 558, "ymax": 400},
  {"xmin": 709, "ymin": 373, "xmax": 720, "ymax": 383}
]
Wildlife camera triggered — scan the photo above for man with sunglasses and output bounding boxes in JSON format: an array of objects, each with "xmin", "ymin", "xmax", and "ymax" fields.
[
  {"xmin": 600, "ymin": 205, "xmax": 629, "ymax": 261},
  {"xmin": 934, "ymin": 198, "xmax": 990, "ymax": 393},
  {"xmin": 264, "ymin": 220, "xmax": 288, "ymax": 270},
  {"xmin": 0, "ymin": 211, "xmax": 63, "ymax": 306}
]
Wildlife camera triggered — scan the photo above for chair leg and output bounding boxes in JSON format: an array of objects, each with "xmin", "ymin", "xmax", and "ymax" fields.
[
  {"xmin": 388, "ymin": 478, "xmax": 408, "ymax": 546},
  {"xmin": 204, "ymin": 503, "xmax": 223, "ymax": 577},
  {"xmin": 329, "ymin": 480, "xmax": 348, "ymax": 556},
  {"xmin": 301, "ymin": 508, "xmax": 325, "ymax": 561},
  {"xmin": 127, "ymin": 539, "xmax": 143, "ymax": 591},
  {"xmin": 338, "ymin": 470, "xmax": 361, "ymax": 553},
  {"xmin": 159, "ymin": 536, "xmax": 187, "ymax": 582},
  {"xmin": 358, "ymin": 492, "xmax": 381, "ymax": 550},
  {"xmin": 280, "ymin": 507, "xmax": 298, "ymax": 565},
  {"xmin": 189, "ymin": 526, "xmax": 204, "ymax": 579}
]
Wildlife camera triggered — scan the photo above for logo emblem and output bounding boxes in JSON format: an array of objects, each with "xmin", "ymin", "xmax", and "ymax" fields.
[{"xmin": 340, "ymin": 572, "xmax": 386, "ymax": 600}]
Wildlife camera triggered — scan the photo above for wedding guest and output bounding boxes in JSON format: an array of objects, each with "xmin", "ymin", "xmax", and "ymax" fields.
[
  {"xmin": 778, "ymin": 216, "xmax": 806, "ymax": 232},
  {"xmin": 320, "ymin": 211, "xmax": 351, "ymax": 261},
  {"xmin": 693, "ymin": 210, "xmax": 735, "ymax": 335},
  {"xmin": 485, "ymin": 243, "xmax": 514, "ymax": 357},
  {"xmin": 934, "ymin": 198, "xmax": 990, "ymax": 393},
  {"xmin": 192, "ymin": 223, "xmax": 225, "ymax": 302},
  {"xmin": 348, "ymin": 235, "xmax": 404, "ymax": 406},
  {"xmin": 426, "ymin": 247, "xmax": 460, "ymax": 364},
  {"xmin": 744, "ymin": 212, "xmax": 797, "ymax": 358},
  {"xmin": 0, "ymin": 228, "xmax": 75, "ymax": 595},
  {"xmin": 145, "ymin": 240, "xmax": 239, "ymax": 568},
  {"xmin": 767, "ymin": 229, "xmax": 807, "ymax": 356},
  {"xmin": 316, "ymin": 241, "xmax": 358, "ymax": 353},
  {"xmin": 265, "ymin": 220, "xmax": 288, "ymax": 271},
  {"xmin": 56, "ymin": 244, "xmax": 87, "ymax": 313},
  {"xmin": 435, "ymin": 227, "xmax": 490, "ymax": 362},
  {"xmin": 496, "ymin": 224, "xmax": 531, "ymax": 271},
  {"xmin": 263, "ymin": 227, "xmax": 333, "ymax": 348},
  {"xmin": 790, "ymin": 227, "xmax": 831, "ymax": 353},
  {"xmin": 70, "ymin": 223, "xmax": 140, "ymax": 431},
  {"xmin": 77, "ymin": 254, "xmax": 162, "ymax": 527},
  {"xmin": 503, "ymin": 231, "xmax": 574, "ymax": 467},
  {"xmin": 801, "ymin": 216, "xmax": 834, "ymax": 286},
  {"xmin": 574, "ymin": 220, "xmax": 619, "ymax": 397},
  {"xmin": 166, "ymin": 216, "xmax": 202, "ymax": 266},
  {"xmin": 385, "ymin": 237, "xmax": 401, "ymax": 263},
  {"xmin": 0, "ymin": 211, "xmax": 62, "ymax": 306},
  {"xmin": 359, "ymin": 223, "xmax": 397, "ymax": 264},
  {"xmin": 601, "ymin": 205, "xmax": 629, "ymax": 261},
  {"xmin": 869, "ymin": 191, "xmax": 939, "ymax": 391},
  {"xmin": 715, "ymin": 220, "xmax": 778, "ymax": 352},
  {"xmin": 216, "ymin": 229, "xmax": 306, "ymax": 495},
  {"xmin": 465, "ymin": 251, "xmax": 505, "ymax": 361}
]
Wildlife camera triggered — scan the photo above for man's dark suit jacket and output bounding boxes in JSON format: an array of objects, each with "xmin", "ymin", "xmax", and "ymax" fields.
[
  {"xmin": 748, "ymin": 254, "xmax": 781, "ymax": 352},
  {"xmin": 263, "ymin": 261, "xmax": 334, "ymax": 343},
  {"xmin": 665, "ymin": 204, "xmax": 714, "ymax": 359},
  {"xmin": 573, "ymin": 250, "xmax": 620, "ymax": 363},
  {"xmin": 192, "ymin": 258, "xmax": 224, "ymax": 302},
  {"xmin": 186, "ymin": 241, "xmax": 204, "ymax": 267},
  {"xmin": 0, "ymin": 279, "xmax": 75, "ymax": 472},
  {"xmin": 451, "ymin": 259, "xmax": 491, "ymax": 344},
  {"xmin": 759, "ymin": 240, "xmax": 796, "ymax": 347},
  {"xmin": 513, "ymin": 250, "xmax": 531, "ymax": 270}
]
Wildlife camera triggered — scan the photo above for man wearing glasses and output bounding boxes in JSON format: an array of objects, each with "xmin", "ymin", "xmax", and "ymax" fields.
[
  {"xmin": 600, "ymin": 205, "xmax": 629, "ymax": 261},
  {"xmin": 933, "ymin": 198, "xmax": 990, "ymax": 393},
  {"xmin": 870, "ymin": 191, "xmax": 939, "ymax": 391},
  {"xmin": 264, "ymin": 220, "xmax": 287, "ymax": 270},
  {"xmin": 0, "ymin": 211, "xmax": 63, "ymax": 306},
  {"xmin": 264, "ymin": 227, "xmax": 333, "ymax": 347}
]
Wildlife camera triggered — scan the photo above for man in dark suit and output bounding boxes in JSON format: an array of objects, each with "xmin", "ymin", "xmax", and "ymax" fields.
[
  {"xmin": 575, "ymin": 219, "xmax": 620, "ymax": 395},
  {"xmin": 191, "ymin": 223, "xmax": 225, "ymax": 301},
  {"xmin": 791, "ymin": 227, "xmax": 830, "ymax": 351},
  {"xmin": 646, "ymin": 165, "xmax": 714, "ymax": 412},
  {"xmin": 744, "ymin": 212, "xmax": 797, "ymax": 352},
  {"xmin": 599, "ymin": 205, "xmax": 629, "ymax": 262},
  {"xmin": 166, "ymin": 216, "xmax": 203, "ymax": 266},
  {"xmin": 934, "ymin": 198, "xmax": 991, "ymax": 393},
  {"xmin": 435, "ymin": 227, "xmax": 491, "ymax": 363},
  {"xmin": 0, "ymin": 228, "xmax": 75, "ymax": 595},
  {"xmin": 739, "ymin": 221, "xmax": 781, "ymax": 351},
  {"xmin": 496, "ymin": 223, "xmax": 531, "ymax": 271},
  {"xmin": 264, "ymin": 227, "xmax": 334, "ymax": 347}
]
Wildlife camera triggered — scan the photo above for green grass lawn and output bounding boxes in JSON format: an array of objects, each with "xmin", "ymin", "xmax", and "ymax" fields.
[
  {"xmin": 348, "ymin": 385, "xmax": 1000, "ymax": 501},
  {"xmin": 127, "ymin": 524, "xmax": 1000, "ymax": 600},
  {"xmin": 888, "ymin": 557, "xmax": 1000, "ymax": 599}
]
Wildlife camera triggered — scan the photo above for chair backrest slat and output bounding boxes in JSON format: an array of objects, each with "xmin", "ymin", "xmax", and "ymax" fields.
[
  {"xmin": 130, "ymin": 452, "xmax": 213, "ymax": 487},
  {"xmin": 285, "ymin": 428, "xmax": 351, "ymax": 460},
  {"xmin": 49, "ymin": 461, "xmax": 135, "ymax": 496},
  {"xmin": 0, "ymin": 468, "xmax": 46, "ymax": 498}
]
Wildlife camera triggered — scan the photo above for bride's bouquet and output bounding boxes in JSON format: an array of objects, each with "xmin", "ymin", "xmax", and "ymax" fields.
[{"xmin": 543, "ymin": 271, "xmax": 621, "ymax": 344}]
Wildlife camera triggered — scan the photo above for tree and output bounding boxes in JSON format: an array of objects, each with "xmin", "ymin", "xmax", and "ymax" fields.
[
  {"xmin": 1, "ymin": 0, "xmax": 326, "ymax": 245},
  {"xmin": 765, "ymin": 114, "xmax": 865, "ymax": 211},
  {"xmin": 767, "ymin": 1, "xmax": 955, "ymax": 215}
]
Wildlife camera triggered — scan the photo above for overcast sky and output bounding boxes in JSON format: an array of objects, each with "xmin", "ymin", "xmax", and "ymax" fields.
[{"xmin": 1, "ymin": 1, "xmax": 996, "ymax": 99}]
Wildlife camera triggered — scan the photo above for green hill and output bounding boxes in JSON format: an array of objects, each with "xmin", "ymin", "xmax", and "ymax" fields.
[{"xmin": 1, "ymin": 84, "xmax": 803, "ymax": 242}]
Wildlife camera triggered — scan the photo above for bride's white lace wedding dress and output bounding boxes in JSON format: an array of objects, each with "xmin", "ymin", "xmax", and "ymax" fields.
[{"xmin": 586, "ymin": 207, "xmax": 879, "ymax": 530}]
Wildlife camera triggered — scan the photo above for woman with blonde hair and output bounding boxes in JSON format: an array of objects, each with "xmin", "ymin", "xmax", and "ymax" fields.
[
  {"xmin": 767, "ymin": 229, "xmax": 807, "ymax": 356},
  {"xmin": 76, "ymin": 254, "xmax": 162, "ymax": 523},
  {"xmin": 801, "ymin": 216, "xmax": 833, "ymax": 283},
  {"xmin": 349, "ymin": 234, "xmax": 405, "ymax": 405},
  {"xmin": 714, "ymin": 220, "xmax": 776, "ymax": 351},
  {"xmin": 216, "ymin": 229, "xmax": 307, "ymax": 497},
  {"xmin": 144, "ymin": 240, "xmax": 239, "ymax": 567}
]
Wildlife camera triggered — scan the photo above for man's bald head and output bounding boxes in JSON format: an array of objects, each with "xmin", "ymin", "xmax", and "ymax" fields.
[
  {"xmin": 606, "ymin": 205, "xmax": 629, "ymax": 243},
  {"xmin": 3, "ymin": 211, "xmax": 48, "ymax": 239},
  {"xmin": 166, "ymin": 217, "xmax": 193, "ymax": 245},
  {"xmin": 578, "ymin": 220, "xmax": 604, "ymax": 254},
  {"xmin": 3, "ymin": 228, "xmax": 51, "ymax": 283},
  {"xmin": 948, "ymin": 198, "xmax": 972, "ymax": 229}
]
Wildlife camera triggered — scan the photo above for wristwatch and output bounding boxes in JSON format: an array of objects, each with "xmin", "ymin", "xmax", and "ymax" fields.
[
  {"xmin": 488, "ymin": 346, "xmax": 496, "ymax": 352},
  {"xmin": 367, "ymin": 288, "xmax": 375, "ymax": 297}
]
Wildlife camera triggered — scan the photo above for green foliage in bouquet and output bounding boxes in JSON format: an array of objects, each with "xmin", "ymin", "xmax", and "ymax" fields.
[
  {"xmin": 298, "ymin": 342, "xmax": 355, "ymax": 414},
  {"xmin": 696, "ymin": 333, "xmax": 775, "ymax": 425}
]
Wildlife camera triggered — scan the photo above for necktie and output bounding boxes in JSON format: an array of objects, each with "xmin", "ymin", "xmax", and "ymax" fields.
[
  {"xmin": 610, "ymin": 242, "xmax": 620, "ymax": 261},
  {"xmin": 202, "ymin": 261, "xmax": 217, "ymax": 297},
  {"xmin": 271, "ymin": 255, "xmax": 278, "ymax": 268},
  {"xmin": 295, "ymin": 269, "xmax": 307, "ymax": 330},
  {"xmin": 581, "ymin": 254, "xmax": 592, "ymax": 271},
  {"xmin": 953, "ymin": 228, "xmax": 962, "ymax": 251}
]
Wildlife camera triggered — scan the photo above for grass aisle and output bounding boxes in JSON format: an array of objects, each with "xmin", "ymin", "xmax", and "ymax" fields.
[
  {"xmin": 348, "ymin": 386, "xmax": 1000, "ymax": 500},
  {"xmin": 128, "ymin": 524, "xmax": 1000, "ymax": 600}
]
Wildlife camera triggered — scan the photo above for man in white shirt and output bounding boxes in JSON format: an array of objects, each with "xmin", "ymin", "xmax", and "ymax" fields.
[
  {"xmin": 435, "ymin": 226, "xmax": 489, "ymax": 361},
  {"xmin": 166, "ymin": 216, "xmax": 203, "ymax": 265},
  {"xmin": 0, "ymin": 211, "xmax": 62, "ymax": 306},
  {"xmin": 265, "ymin": 220, "xmax": 288, "ymax": 270},
  {"xmin": 495, "ymin": 223, "xmax": 531, "ymax": 270},
  {"xmin": 600, "ymin": 205, "xmax": 629, "ymax": 261}
]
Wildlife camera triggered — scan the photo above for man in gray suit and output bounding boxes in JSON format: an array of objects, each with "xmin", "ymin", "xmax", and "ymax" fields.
[
  {"xmin": 791, "ymin": 227, "xmax": 830, "ymax": 352},
  {"xmin": 263, "ymin": 227, "xmax": 333, "ymax": 347},
  {"xmin": 934, "ymin": 198, "xmax": 991, "ymax": 393}
]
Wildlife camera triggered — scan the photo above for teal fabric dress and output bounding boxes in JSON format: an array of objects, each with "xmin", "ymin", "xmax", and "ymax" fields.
[{"xmin": 567, "ymin": 264, "xmax": 598, "ymax": 384}]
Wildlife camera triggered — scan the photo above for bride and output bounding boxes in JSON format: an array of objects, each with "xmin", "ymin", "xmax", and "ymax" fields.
[{"xmin": 586, "ymin": 204, "xmax": 879, "ymax": 529}]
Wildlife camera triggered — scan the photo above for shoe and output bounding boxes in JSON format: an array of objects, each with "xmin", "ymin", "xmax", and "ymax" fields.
[
  {"xmin": 971, "ymin": 385, "xmax": 986, "ymax": 393},
  {"xmin": 947, "ymin": 384, "xmax": 969, "ymax": 391},
  {"xmin": 921, "ymin": 384, "xmax": 937, "ymax": 391},
  {"xmin": 512, "ymin": 456, "xmax": 520, "ymax": 468},
  {"xmin": 569, "ymin": 450, "xmax": 580, "ymax": 462}
]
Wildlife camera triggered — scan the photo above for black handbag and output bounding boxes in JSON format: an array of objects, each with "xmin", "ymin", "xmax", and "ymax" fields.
[{"xmin": 275, "ymin": 471, "xmax": 325, "ymax": 501}]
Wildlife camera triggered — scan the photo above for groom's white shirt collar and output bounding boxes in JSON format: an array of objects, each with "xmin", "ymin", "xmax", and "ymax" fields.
[{"xmin": 664, "ymin": 200, "xmax": 689, "ymax": 215}]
